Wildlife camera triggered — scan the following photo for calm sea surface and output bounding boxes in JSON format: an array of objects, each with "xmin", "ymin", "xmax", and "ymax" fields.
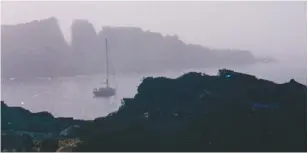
[{"xmin": 2, "ymin": 62, "xmax": 306, "ymax": 120}]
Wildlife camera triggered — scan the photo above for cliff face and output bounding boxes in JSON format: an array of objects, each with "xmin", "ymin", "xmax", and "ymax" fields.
[
  {"xmin": 1, "ymin": 17, "xmax": 260, "ymax": 79},
  {"xmin": 1, "ymin": 17, "xmax": 71, "ymax": 79},
  {"xmin": 71, "ymin": 20, "xmax": 104, "ymax": 74},
  {"xmin": 2, "ymin": 17, "xmax": 68, "ymax": 54},
  {"xmin": 98, "ymin": 27, "xmax": 257, "ymax": 72}
]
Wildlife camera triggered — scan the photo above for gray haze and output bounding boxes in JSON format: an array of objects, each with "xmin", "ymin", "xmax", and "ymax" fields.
[
  {"xmin": 2, "ymin": 1, "xmax": 306, "ymax": 65},
  {"xmin": 1, "ymin": 1, "xmax": 307, "ymax": 119}
]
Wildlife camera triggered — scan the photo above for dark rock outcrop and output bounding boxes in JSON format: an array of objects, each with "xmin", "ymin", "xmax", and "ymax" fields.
[
  {"xmin": 1, "ymin": 132, "xmax": 34, "ymax": 152},
  {"xmin": 60, "ymin": 125, "xmax": 81, "ymax": 137},
  {"xmin": 38, "ymin": 138, "xmax": 60, "ymax": 152},
  {"xmin": 1, "ymin": 101, "xmax": 89, "ymax": 152},
  {"xmin": 2, "ymin": 69, "xmax": 306, "ymax": 152},
  {"xmin": 76, "ymin": 69, "xmax": 306, "ymax": 152},
  {"xmin": 1, "ymin": 101, "xmax": 90, "ymax": 133}
]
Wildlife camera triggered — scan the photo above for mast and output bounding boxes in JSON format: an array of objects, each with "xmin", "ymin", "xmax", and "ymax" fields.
[{"xmin": 105, "ymin": 38, "xmax": 109, "ymax": 87}]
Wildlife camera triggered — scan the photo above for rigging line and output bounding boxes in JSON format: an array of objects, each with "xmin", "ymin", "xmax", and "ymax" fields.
[
  {"xmin": 111, "ymin": 59, "xmax": 118, "ymax": 90},
  {"xmin": 109, "ymin": 49, "xmax": 119, "ymax": 101},
  {"xmin": 108, "ymin": 43, "xmax": 118, "ymax": 91}
]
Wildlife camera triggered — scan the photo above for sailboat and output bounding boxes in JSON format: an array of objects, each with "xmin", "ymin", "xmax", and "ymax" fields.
[{"xmin": 93, "ymin": 38, "xmax": 116, "ymax": 98}]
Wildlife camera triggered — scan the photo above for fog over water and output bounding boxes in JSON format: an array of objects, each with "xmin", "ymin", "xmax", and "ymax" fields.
[
  {"xmin": 1, "ymin": 1, "xmax": 306, "ymax": 119},
  {"xmin": 2, "ymin": 62, "xmax": 306, "ymax": 120}
]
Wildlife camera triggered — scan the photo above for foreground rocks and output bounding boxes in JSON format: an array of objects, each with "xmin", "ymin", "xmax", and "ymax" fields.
[
  {"xmin": 1, "ymin": 69, "xmax": 307, "ymax": 152},
  {"xmin": 1, "ymin": 131, "xmax": 83, "ymax": 152},
  {"xmin": 1, "ymin": 101, "xmax": 89, "ymax": 152}
]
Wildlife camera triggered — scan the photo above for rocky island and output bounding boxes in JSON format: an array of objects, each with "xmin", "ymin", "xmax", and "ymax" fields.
[
  {"xmin": 2, "ymin": 17, "xmax": 266, "ymax": 81},
  {"xmin": 1, "ymin": 69, "xmax": 306, "ymax": 152}
]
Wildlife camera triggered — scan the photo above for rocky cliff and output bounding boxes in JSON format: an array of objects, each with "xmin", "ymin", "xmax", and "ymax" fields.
[
  {"xmin": 1, "ymin": 17, "xmax": 72, "ymax": 79},
  {"xmin": 71, "ymin": 20, "xmax": 104, "ymax": 74},
  {"xmin": 99, "ymin": 27, "xmax": 257, "ymax": 73},
  {"xmin": 2, "ymin": 17, "xmax": 262, "ymax": 80}
]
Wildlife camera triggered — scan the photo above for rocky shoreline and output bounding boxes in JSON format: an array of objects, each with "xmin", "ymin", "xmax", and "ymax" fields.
[{"xmin": 1, "ymin": 69, "xmax": 307, "ymax": 152}]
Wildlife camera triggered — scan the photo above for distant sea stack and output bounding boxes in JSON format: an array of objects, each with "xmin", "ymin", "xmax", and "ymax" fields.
[
  {"xmin": 2, "ymin": 17, "xmax": 69, "ymax": 52},
  {"xmin": 99, "ymin": 27, "xmax": 257, "ymax": 72},
  {"xmin": 2, "ymin": 17, "xmax": 261, "ymax": 80},
  {"xmin": 1, "ymin": 17, "xmax": 71, "ymax": 79},
  {"xmin": 71, "ymin": 20, "xmax": 104, "ymax": 74}
]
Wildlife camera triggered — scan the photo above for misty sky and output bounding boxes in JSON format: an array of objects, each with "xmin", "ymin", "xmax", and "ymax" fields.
[{"xmin": 2, "ymin": 1, "xmax": 307, "ymax": 66}]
